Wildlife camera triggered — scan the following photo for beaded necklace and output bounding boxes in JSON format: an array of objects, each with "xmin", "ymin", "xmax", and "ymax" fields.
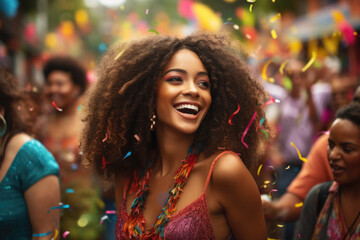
[{"xmin": 123, "ymin": 146, "xmax": 200, "ymax": 239}]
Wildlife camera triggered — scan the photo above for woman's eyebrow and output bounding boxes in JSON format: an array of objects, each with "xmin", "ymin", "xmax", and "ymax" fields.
[{"xmin": 163, "ymin": 68, "xmax": 209, "ymax": 77}]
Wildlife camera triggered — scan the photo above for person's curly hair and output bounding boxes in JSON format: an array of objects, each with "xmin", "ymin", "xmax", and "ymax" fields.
[
  {"xmin": 0, "ymin": 67, "xmax": 34, "ymax": 161},
  {"xmin": 43, "ymin": 56, "xmax": 88, "ymax": 94},
  {"xmin": 81, "ymin": 32, "xmax": 270, "ymax": 179}
]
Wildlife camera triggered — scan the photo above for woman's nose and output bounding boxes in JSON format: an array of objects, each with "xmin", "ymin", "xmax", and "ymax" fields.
[{"xmin": 182, "ymin": 80, "xmax": 199, "ymax": 97}]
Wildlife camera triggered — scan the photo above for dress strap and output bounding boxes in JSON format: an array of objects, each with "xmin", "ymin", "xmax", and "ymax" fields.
[{"xmin": 202, "ymin": 151, "xmax": 237, "ymax": 194}]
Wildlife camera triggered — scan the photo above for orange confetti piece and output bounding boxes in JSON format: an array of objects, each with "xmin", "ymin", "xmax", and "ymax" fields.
[{"xmin": 290, "ymin": 142, "xmax": 308, "ymax": 162}]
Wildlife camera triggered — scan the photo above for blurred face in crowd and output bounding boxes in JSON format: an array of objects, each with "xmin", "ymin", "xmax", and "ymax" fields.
[
  {"xmin": 45, "ymin": 71, "xmax": 80, "ymax": 109},
  {"xmin": 352, "ymin": 86, "xmax": 360, "ymax": 104},
  {"xmin": 331, "ymin": 76, "xmax": 357, "ymax": 111},
  {"xmin": 328, "ymin": 119, "xmax": 360, "ymax": 186}
]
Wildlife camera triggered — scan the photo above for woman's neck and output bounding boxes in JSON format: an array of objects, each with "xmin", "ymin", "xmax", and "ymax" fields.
[
  {"xmin": 341, "ymin": 181, "xmax": 360, "ymax": 200},
  {"xmin": 154, "ymin": 126, "xmax": 195, "ymax": 177}
]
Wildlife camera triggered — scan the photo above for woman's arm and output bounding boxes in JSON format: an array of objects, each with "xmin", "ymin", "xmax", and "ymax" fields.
[
  {"xmin": 25, "ymin": 175, "xmax": 60, "ymax": 240},
  {"xmin": 212, "ymin": 153, "xmax": 267, "ymax": 240}
]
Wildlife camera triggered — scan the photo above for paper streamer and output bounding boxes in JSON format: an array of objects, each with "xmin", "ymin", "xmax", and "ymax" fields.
[
  {"xmin": 63, "ymin": 231, "xmax": 70, "ymax": 238},
  {"xmin": 290, "ymin": 142, "xmax": 308, "ymax": 162},
  {"xmin": 51, "ymin": 101, "xmax": 63, "ymax": 111},
  {"xmin": 241, "ymin": 112, "xmax": 257, "ymax": 148},
  {"xmin": 228, "ymin": 104, "xmax": 240, "ymax": 125}
]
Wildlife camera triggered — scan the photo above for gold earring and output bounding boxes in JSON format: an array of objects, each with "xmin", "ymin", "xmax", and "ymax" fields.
[{"xmin": 150, "ymin": 113, "xmax": 156, "ymax": 131}]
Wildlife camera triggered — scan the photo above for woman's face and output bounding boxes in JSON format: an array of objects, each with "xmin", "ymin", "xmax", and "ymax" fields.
[
  {"xmin": 45, "ymin": 71, "xmax": 80, "ymax": 109},
  {"xmin": 328, "ymin": 118, "xmax": 360, "ymax": 185},
  {"xmin": 155, "ymin": 49, "xmax": 211, "ymax": 135}
]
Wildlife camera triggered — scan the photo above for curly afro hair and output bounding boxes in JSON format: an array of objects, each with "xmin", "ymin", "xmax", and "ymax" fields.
[
  {"xmin": 43, "ymin": 56, "xmax": 88, "ymax": 94},
  {"xmin": 81, "ymin": 32, "xmax": 270, "ymax": 179}
]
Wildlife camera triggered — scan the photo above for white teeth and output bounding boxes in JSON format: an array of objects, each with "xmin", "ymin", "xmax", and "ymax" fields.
[{"xmin": 175, "ymin": 104, "xmax": 199, "ymax": 112}]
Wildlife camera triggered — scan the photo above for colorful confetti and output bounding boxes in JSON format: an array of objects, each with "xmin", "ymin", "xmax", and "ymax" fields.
[
  {"xmin": 257, "ymin": 164, "xmax": 263, "ymax": 176},
  {"xmin": 228, "ymin": 104, "xmax": 240, "ymax": 125},
  {"xmin": 302, "ymin": 51, "xmax": 317, "ymax": 72},
  {"xmin": 246, "ymin": 0, "xmax": 256, "ymax": 2},
  {"xmin": 50, "ymin": 204, "xmax": 70, "ymax": 210},
  {"xmin": 261, "ymin": 129, "xmax": 269, "ymax": 139},
  {"xmin": 290, "ymin": 142, "xmax": 308, "ymax": 162},
  {"xmin": 277, "ymin": 224, "xmax": 284, "ymax": 227},
  {"xmin": 295, "ymin": 202, "xmax": 303, "ymax": 208},
  {"xmin": 114, "ymin": 49, "xmax": 126, "ymax": 61},
  {"xmin": 65, "ymin": 188, "xmax": 75, "ymax": 193},
  {"xmin": 134, "ymin": 134, "xmax": 141, "ymax": 142},
  {"xmin": 146, "ymin": 9, "xmax": 149, "ymax": 15},
  {"xmin": 279, "ymin": 60, "xmax": 288, "ymax": 75},
  {"xmin": 51, "ymin": 101, "xmax": 63, "ymax": 111},
  {"xmin": 249, "ymin": 4, "xmax": 253, "ymax": 12},
  {"xmin": 102, "ymin": 156, "xmax": 111, "ymax": 168},
  {"xmin": 262, "ymin": 96, "xmax": 275, "ymax": 108},
  {"xmin": 261, "ymin": 59, "xmax": 275, "ymax": 82},
  {"xmin": 268, "ymin": 189, "xmax": 278, "ymax": 199},
  {"xmin": 123, "ymin": 151, "xmax": 131, "ymax": 160},
  {"xmin": 78, "ymin": 105, "xmax": 82, "ymax": 111},
  {"xmin": 102, "ymin": 133, "xmax": 108, "ymax": 142},
  {"xmin": 33, "ymin": 231, "xmax": 52, "ymax": 237},
  {"xmin": 271, "ymin": 29, "xmax": 278, "ymax": 39},
  {"xmin": 285, "ymin": 165, "xmax": 290, "ymax": 170},
  {"xmin": 148, "ymin": 29, "xmax": 159, "ymax": 35},
  {"xmin": 270, "ymin": 13, "xmax": 281, "ymax": 22},
  {"xmin": 241, "ymin": 111, "xmax": 257, "ymax": 148},
  {"xmin": 105, "ymin": 210, "xmax": 117, "ymax": 214},
  {"xmin": 100, "ymin": 215, "xmax": 109, "ymax": 224},
  {"xmin": 53, "ymin": 229, "xmax": 58, "ymax": 240},
  {"xmin": 259, "ymin": 118, "xmax": 265, "ymax": 127},
  {"xmin": 63, "ymin": 231, "xmax": 70, "ymax": 238}
]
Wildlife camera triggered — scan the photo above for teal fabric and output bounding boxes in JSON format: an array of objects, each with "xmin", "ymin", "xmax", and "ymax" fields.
[{"xmin": 0, "ymin": 139, "xmax": 59, "ymax": 239}]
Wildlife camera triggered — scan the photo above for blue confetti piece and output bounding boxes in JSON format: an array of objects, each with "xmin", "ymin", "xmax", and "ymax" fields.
[
  {"xmin": 78, "ymin": 105, "xmax": 82, "ymax": 110},
  {"xmin": 259, "ymin": 118, "xmax": 265, "ymax": 127},
  {"xmin": 123, "ymin": 151, "xmax": 131, "ymax": 160},
  {"xmin": 65, "ymin": 188, "xmax": 75, "ymax": 193},
  {"xmin": 32, "ymin": 231, "xmax": 51, "ymax": 237},
  {"xmin": 50, "ymin": 204, "xmax": 70, "ymax": 210}
]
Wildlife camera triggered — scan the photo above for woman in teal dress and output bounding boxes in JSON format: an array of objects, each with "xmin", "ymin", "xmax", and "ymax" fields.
[{"xmin": 0, "ymin": 68, "xmax": 60, "ymax": 239}]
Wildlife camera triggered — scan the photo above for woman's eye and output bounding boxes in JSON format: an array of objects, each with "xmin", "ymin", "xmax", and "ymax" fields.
[
  {"xmin": 328, "ymin": 142, "xmax": 334, "ymax": 149},
  {"xmin": 343, "ymin": 147, "xmax": 353, "ymax": 153},
  {"xmin": 198, "ymin": 81, "xmax": 210, "ymax": 89},
  {"xmin": 166, "ymin": 77, "xmax": 182, "ymax": 83}
]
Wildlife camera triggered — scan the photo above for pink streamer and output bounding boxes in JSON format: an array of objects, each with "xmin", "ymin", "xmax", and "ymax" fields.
[
  {"xmin": 241, "ymin": 112, "xmax": 257, "ymax": 148},
  {"xmin": 228, "ymin": 104, "xmax": 240, "ymax": 125},
  {"xmin": 262, "ymin": 96, "xmax": 275, "ymax": 108},
  {"xmin": 63, "ymin": 231, "xmax": 70, "ymax": 238}
]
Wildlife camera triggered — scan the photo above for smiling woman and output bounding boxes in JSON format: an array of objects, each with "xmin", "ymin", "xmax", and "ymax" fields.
[
  {"xmin": 295, "ymin": 103, "xmax": 360, "ymax": 240},
  {"xmin": 81, "ymin": 32, "xmax": 269, "ymax": 240}
]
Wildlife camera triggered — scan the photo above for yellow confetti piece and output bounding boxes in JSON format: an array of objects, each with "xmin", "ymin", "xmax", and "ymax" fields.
[
  {"xmin": 262, "ymin": 59, "xmax": 273, "ymax": 82},
  {"xmin": 302, "ymin": 51, "xmax": 317, "ymax": 72},
  {"xmin": 354, "ymin": 31, "xmax": 358, "ymax": 36},
  {"xmin": 279, "ymin": 60, "xmax": 288, "ymax": 75},
  {"xmin": 114, "ymin": 49, "xmax": 126, "ymax": 61},
  {"xmin": 272, "ymin": 0, "xmax": 275, "ymax": 2},
  {"xmin": 271, "ymin": 29, "xmax": 277, "ymax": 39},
  {"xmin": 264, "ymin": 180, "xmax": 270, "ymax": 184},
  {"xmin": 52, "ymin": 229, "xmax": 58, "ymax": 240},
  {"xmin": 257, "ymin": 164, "xmax": 263, "ymax": 176},
  {"xmin": 268, "ymin": 238, "xmax": 280, "ymax": 240},
  {"xmin": 295, "ymin": 202, "xmax": 303, "ymax": 208},
  {"xmin": 285, "ymin": 165, "xmax": 290, "ymax": 170},
  {"xmin": 120, "ymin": 5, "xmax": 124, "ymax": 10},
  {"xmin": 247, "ymin": 0, "xmax": 256, "ymax": 2},
  {"xmin": 249, "ymin": 4, "xmax": 253, "ymax": 12},
  {"xmin": 277, "ymin": 224, "xmax": 284, "ymax": 227},
  {"xmin": 270, "ymin": 13, "xmax": 281, "ymax": 22},
  {"xmin": 290, "ymin": 142, "xmax": 307, "ymax": 162}
]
